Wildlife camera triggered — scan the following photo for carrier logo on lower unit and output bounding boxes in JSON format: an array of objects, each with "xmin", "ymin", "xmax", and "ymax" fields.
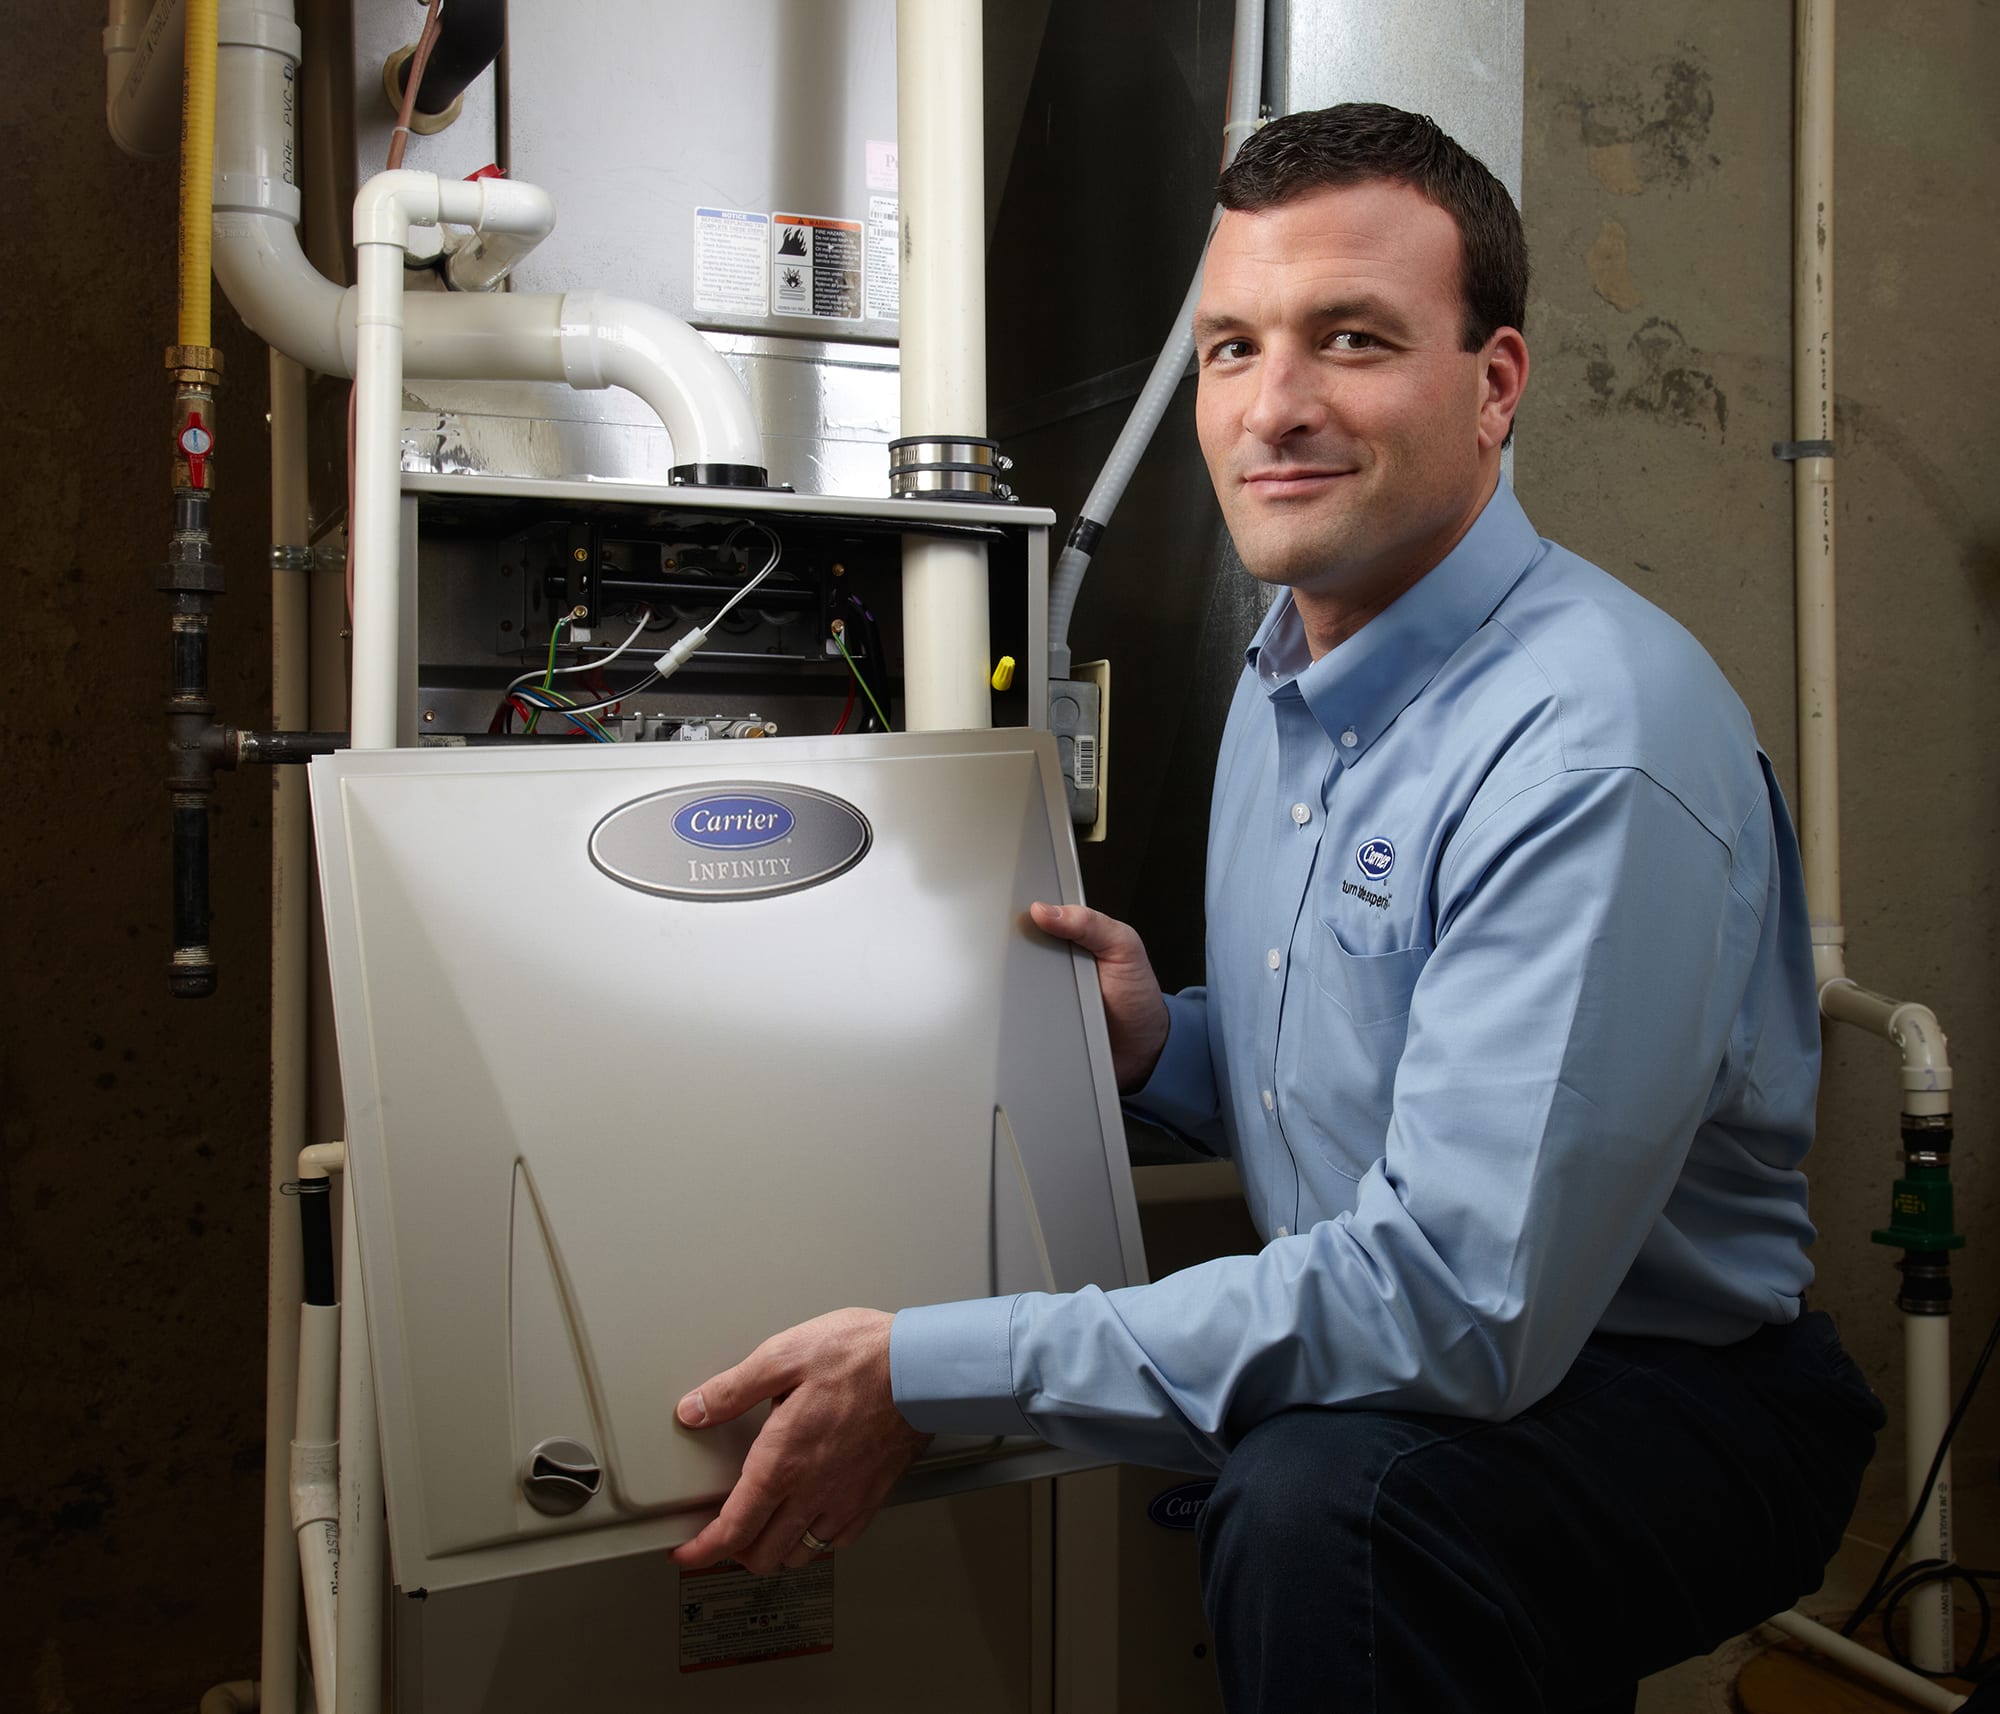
[
  {"xmin": 591, "ymin": 782, "xmax": 870, "ymax": 901},
  {"xmin": 1147, "ymin": 1480, "xmax": 1216, "ymax": 1531},
  {"xmin": 1356, "ymin": 838, "xmax": 1395, "ymax": 882}
]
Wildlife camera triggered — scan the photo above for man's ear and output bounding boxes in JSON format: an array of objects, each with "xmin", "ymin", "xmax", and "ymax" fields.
[{"xmin": 1478, "ymin": 328, "xmax": 1529, "ymax": 452}]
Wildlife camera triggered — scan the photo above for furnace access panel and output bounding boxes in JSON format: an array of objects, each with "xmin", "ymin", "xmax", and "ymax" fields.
[{"xmin": 311, "ymin": 728, "xmax": 1147, "ymax": 1592}]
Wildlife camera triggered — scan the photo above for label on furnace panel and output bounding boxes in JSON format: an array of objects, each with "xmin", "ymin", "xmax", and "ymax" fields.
[
  {"xmin": 772, "ymin": 212, "xmax": 863, "ymax": 320},
  {"xmin": 693, "ymin": 207, "xmax": 770, "ymax": 318},
  {"xmin": 677, "ymin": 1556, "xmax": 835, "ymax": 1671}
]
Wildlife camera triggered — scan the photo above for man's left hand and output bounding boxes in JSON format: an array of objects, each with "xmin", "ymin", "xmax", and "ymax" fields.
[{"xmin": 670, "ymin": 1308, "xmax": 932, "ymax": 1574}]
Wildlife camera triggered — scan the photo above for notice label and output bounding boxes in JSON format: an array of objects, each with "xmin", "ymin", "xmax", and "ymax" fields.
[
  {"xmin": 693, "ymin": 207, "xmax": 770, "ymax": 318},
  {"xmin": 866, "ymin": 195, "xmax": 899, "ymax": 322},
  {"xmin": 866, "ymin": 139, "xmax": 899, "ymax": 192},
  {"xmin": 772, "ymin": 213, "xmax": 863, "ymax": 321},
  {"xmin": 678, "ymin": 1556, "xmax": 835, "ymax": 1672}
]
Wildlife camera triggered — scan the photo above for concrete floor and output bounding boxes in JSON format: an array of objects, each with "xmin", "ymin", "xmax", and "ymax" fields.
[{"xmin": 1640, "ymin": 1451, "xmax": 1997, "ymax": 1712}]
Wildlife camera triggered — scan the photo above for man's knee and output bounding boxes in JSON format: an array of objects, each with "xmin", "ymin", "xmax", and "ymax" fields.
[{"xmin": 1199, "ymin": 1407, "xmax": 1441, "ymax": 1592}]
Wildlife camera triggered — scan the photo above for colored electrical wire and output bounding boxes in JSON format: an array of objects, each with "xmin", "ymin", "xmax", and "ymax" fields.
[
  {"xmin": 835, "ymin": 628, "xmax": 891, "ymax": 731},
  {"xmin": 541, "ymin": 672, "xmax": 663, "ymax": 718},
  {"xmin": 504, "ymin": 607, "xmax": 653, "ymax": 693},
  {"xmin": 387, "ymin": 0, "xmax": 446, "ymax": 171},
  {"xmin": 704, "ymin": 522, "xmax": 783, "ymax": 630},
  {"xmin": 523, "ymin": 610, "xmax": 576, "ymax": 734},
  {"xmin": 503, "ymin": 686, "xmax": 614, "ymax": 741},
  {"xmin": 831, "ymin": 682, "xmax": 857, "ymax": 736}
]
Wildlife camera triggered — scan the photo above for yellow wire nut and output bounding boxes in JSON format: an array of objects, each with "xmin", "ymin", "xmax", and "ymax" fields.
[{"xmin": 990, "ymin": 655, "xmax": 1017, "ymax": 692}]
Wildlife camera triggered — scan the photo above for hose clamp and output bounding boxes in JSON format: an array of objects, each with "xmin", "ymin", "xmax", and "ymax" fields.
[
  {"xmin": 270, "ymin": 545, "xmax": 315, "ymax": 573},
  {"xmin": 888, "ymin": 435, "xmax": 1014, "ymax": 501}
]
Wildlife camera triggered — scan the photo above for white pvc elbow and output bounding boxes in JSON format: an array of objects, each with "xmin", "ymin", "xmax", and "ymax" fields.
[
  {"xmin": 557, "ymin": 292, "xmax": 766, "ymax": 477},
  {"xmin": 105, "ymin": 0, "xmax": 186, "ymax": 160},
  {"xmin": 1818, "ymin": 977, "xmax": 1953, "ymax": 1114}
]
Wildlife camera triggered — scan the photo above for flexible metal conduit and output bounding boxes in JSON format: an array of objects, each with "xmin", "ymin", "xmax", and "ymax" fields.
[{"xmin": 1045, "ymin": 0, "xmax": 1267, "ymax": 679}]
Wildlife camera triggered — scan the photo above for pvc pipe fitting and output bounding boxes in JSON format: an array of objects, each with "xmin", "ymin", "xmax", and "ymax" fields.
[
  {"xmin": 1818, "ymin": 979, "xmax": 1953, "ymax": 1106},
  {"xmin": 556, "ymin": 292, "xmax": 764, "ymax": 471},
  {"xmin": 105, "ymin": 0, "xmax": 187, "ymax": 160}
]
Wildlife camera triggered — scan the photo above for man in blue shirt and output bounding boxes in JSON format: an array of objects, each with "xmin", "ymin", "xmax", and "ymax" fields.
[{"xmin": 671, "ymin": 105, "xmax": 1883, "ymax": 1711}]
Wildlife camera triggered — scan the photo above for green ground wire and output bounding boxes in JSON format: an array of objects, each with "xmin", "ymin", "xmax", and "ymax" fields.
[{"xmin": 835, "ymin": 628, "xmax": 892, "ymax": 731}]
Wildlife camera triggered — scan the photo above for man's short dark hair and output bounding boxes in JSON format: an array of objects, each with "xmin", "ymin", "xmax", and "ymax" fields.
[{"xmin": 1217, "ymin": 103, "xmax": 1527, "ymax": 353}]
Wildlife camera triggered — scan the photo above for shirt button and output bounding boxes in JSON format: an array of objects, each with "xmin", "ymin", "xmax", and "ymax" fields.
[
  {"xmin": 1261, "ymin": 1088, "xmax": 1274, "ymax": 1111},
  {"xmin": 1266, "ymin": 948, "xmax": 1281, "ymax": 971},
  {"xmin": 1275, "ymin": 1225, "xmax": 1291, "ymax": 1240},
  {"xmin": 1290, "ymin": 802, "xmax": 1311, "ymax": 825},
  {"xmin": 1339, "ymin": 728, "xmax": 1359, "ymax": 749}
]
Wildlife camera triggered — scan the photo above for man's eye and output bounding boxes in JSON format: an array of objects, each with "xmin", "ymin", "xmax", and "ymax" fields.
[
  {"xmin": 1208, "ymin": 337, "xmax": 1254, "ymax": 364},
  {"xmin": 1329, "ymin": 330, "xmax": 1381, "ymax": 352}
]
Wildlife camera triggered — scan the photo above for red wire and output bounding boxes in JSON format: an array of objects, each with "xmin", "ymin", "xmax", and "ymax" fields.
[{"xmin": 832, "ymin": 683, "xmax": 857, "ymax": 735}]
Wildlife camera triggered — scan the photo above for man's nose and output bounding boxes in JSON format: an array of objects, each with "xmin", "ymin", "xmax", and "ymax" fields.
[{"xmin": 1240, "ymin": 348, "xmax": 1327, "ymax": 444}]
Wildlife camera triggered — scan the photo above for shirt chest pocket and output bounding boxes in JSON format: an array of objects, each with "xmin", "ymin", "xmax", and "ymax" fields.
[
  {"xmin": 1283, "ymin": 926, "xmax": 1431, "ymax": 1183},
  {"xmin": 1307, "ymin": 924, "xmax": 1431, "ymax": 1025}
]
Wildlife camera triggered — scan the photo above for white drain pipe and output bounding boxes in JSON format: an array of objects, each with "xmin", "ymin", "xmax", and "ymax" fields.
[
  {"xmin": 351, "ymin": 170, "xmax": 556, "ymax": 749},
  {"xmin": 257, "ymin": 349, "xmax": 311, "ymax": 1714},
  {"xmin": 895, "ymin": 0, "xmax": 992, "ymax": 732},
  {"xmin": 1789, "ymin": 0, "xmax": 1957, "ymax": 1677}
]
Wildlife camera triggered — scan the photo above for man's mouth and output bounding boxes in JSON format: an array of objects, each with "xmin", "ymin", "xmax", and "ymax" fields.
[{"xmin": 1240, "ymin": 467, "xmax": 1354, "ymax": 496}]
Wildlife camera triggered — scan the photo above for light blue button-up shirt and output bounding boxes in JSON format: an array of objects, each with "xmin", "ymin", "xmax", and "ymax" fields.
[{"xmin": 892, "ymin": 482, "xmax": 1820, "ymax": 1472}]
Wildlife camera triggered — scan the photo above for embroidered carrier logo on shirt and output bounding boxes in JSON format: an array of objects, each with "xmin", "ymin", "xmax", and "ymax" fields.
[{"xmin": 1355, "ymin": 838, "xmax": 1395, "ymax": 881}]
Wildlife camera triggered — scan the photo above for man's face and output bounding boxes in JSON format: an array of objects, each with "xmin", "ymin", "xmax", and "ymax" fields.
[{"xmin": 1194, "ymin": 179, "xmax": 1520, "ymax": 608}]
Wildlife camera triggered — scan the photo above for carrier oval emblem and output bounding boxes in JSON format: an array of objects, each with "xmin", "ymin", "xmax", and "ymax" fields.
[
  {"xmin": 671, "ymin": 794, "xmax": 794, "ymax": 850},
  {"xmin": 1356, "ymin": 838, "xmax": 1395, "ymax": 882},
  {"xmin": 591, "ymin": 782, "xmax": 870, "ymax": 901},
  {"xmin": 1146, "ymin": 1480, "xmax": 1216, "ymax": 1532}
]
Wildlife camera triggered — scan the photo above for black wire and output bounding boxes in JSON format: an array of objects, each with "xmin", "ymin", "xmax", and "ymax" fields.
[
  {"xmin": 1840, "ymin": 1302, "xmax": 2000, "ymax": 1677},
  {"xmin": 1880, "ymin": 1560, "xmax": 1994, "ymax": 1679}
]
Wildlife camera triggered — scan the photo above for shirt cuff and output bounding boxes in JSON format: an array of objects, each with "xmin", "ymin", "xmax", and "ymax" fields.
[
  {"xmin": 890, "ymin": 1297, "xmax": 1035, "ymax": 1438},
  {"xmin": 1121, "ymin": 992, "xmax": 1219, "ymax": 1142}
]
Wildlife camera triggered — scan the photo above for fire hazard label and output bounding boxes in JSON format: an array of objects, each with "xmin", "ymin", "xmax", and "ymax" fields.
[
  {"xmin": 772, "ymin": 213, "xmax": 863, "ymax": 320},
  {"xmin": 677, "ymin": 1556, "xmax": 835, "ymax": 1672},
  {"xmin": 693, "ymin": 207, "xmax": 770, "ymax": 318}
]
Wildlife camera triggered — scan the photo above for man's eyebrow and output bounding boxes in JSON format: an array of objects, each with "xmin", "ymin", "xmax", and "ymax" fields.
[
  {"xmin": 1192, "ymin": 309, "xmax": 1248, "ymax": 344},
  {"xmin": 1312, "ymin": 296, "xmax": 1416, "ymax": 339}
]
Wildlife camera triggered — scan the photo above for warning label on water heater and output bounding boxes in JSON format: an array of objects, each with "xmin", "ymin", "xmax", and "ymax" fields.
[
  {"xmin": 772, "ymin": 213, "xmax": 863, "ymax": 321},
  {"xmin": 678, "ymin": 1555, "xmax": 835, "ymax": 1671}
]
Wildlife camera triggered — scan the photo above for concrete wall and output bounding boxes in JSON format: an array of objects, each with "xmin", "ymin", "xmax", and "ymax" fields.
[{"xmin": 1, "ymin": 2, "xmax": 1993, "ymax": 1708}]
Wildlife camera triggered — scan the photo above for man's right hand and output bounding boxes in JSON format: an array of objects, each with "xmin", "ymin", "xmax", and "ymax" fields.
[{"xmin": 1028, "ymin": 903, "xmax": 1171, "ymax": 1093}]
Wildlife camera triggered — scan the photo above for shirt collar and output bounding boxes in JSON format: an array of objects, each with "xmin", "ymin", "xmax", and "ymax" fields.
[{"xmin": 1243, "ymin": 480, "xmax": 1544, "ymax": 758}]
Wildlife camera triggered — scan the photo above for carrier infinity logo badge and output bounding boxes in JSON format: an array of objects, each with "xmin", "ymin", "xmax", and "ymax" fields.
[{"xmin": 591, "ymin": 781, "xmax": 870, "ymax": 901}]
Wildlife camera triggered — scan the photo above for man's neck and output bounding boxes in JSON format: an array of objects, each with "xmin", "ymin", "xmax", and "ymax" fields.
[{"xmin": 1289, "ymin": 473, "xmax": 1501, "ymax": 661}]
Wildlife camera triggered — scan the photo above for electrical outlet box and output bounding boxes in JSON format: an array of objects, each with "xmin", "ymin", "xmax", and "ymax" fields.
[{"xmin": 1050, "ymin": 663, "xmax": 1109, "ymax": 840}]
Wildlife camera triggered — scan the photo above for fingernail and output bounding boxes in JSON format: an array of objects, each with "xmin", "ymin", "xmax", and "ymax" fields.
[{"xmin": 677, "ymin": 1389, "xmax": 707, "ymax": 1426}]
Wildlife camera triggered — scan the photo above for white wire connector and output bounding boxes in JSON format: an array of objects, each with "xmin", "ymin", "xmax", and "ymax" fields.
[{"xmin": 653, "ymin": 626, "xmax": 711, "ymax": 682}]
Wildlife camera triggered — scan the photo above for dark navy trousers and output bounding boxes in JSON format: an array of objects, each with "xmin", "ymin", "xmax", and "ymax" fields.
[{"xmin": 1197, "ymin": 1311, "xmax": 1884, "ymax": 1713}]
